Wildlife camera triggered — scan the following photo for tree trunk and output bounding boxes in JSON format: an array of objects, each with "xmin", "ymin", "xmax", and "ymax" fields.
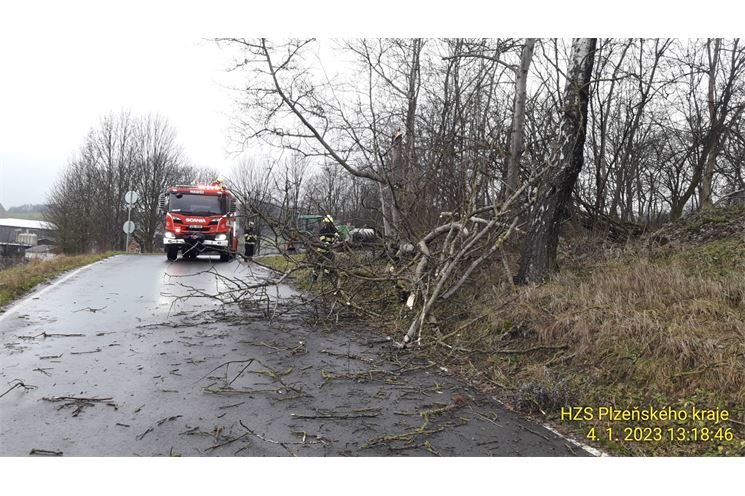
[
  {"xmin": 381, "ymin": 129, "xmax": 404, "ymax": 241},
  {"xmin": 700, "ymin": 138, "xmax": 720, "ymax": 210},
  {"xmin": 516, "ymin": 38, "xmax": 597, "ymax": 284},
  {"xmin": 390, "ymin": 130, "xmax": 403, "ymax": 235},
  {"xmin": 378, "ymin": 182, "xmax": 392, "ymax": 238},
  {"xmin": 403, "ymin": 38, "xmax": 422, "ymax": 192},
  {"xmin": 699, "ymin": 38, "xmax": 722, "ymax": 210},
  {"xmin": 504, "ymin": 38, "xmax": 536, "ymax": 199}
]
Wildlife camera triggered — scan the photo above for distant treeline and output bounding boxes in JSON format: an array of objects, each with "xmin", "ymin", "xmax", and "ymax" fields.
[
  {"xmin": 5, "ymin": 204, "xmax": 47, "ymax": 213},
  {"xmin": 47, "ymin": 112, "xmax": 216, "ymax": 253}
]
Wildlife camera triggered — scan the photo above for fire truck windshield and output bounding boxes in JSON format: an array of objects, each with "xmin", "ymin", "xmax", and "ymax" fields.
[{"xmin": 168, "ymin": 193, "xmax": 225, "ymax": 215}]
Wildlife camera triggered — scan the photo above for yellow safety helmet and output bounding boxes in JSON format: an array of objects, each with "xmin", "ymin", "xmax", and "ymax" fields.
[{"xmin": 323, "ymin": 215, "xmax": 334, "ymax": 223}]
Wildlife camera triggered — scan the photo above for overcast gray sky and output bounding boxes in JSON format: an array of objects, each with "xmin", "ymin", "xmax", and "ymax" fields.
[
  {"xmin": 0, "ymin": 0, "xmax": 733, "ymax": 209},
  {"xmin": 0, "ymin": 30, "xmax": 240, "ymax": 208}
]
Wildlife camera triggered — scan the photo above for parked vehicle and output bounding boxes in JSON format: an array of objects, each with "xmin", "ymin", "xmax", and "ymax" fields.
[{"xmin": 159, "ymin": 182, "xmax": 238, "ymax": 262}]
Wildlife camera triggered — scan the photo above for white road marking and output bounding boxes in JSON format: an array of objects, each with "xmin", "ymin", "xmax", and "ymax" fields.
[
  {"xmin": 540, "ymin": 422, "xmax": 607, "ymax": 457},
  {"xmin": 489, "ymin": 396, "xmax": 607, "ymax": 456}
]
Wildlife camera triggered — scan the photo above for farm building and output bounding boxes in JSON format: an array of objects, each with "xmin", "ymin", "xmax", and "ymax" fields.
[
  {"xmin": 0, "ymin": 218, "xmax": 57, "ymax": 266},
  {"xmin": 0, "ymin": 218, "xmax": 56, "ymax": 245}
]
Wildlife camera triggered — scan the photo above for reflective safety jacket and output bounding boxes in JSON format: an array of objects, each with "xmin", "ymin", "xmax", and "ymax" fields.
[{"xmin": 319, "ymin": 223, "xmax": 338, "ymax": 245}]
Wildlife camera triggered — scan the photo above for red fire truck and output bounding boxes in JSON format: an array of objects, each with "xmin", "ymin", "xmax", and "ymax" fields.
[{"xmin": 159, "ymin": 182, "xmax": 239, "ymax": 262}]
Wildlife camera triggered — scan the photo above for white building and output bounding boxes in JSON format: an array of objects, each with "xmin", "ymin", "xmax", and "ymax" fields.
[{"xmin": 0, "ymin": 218, "xmax": 56, "ymax": 245}]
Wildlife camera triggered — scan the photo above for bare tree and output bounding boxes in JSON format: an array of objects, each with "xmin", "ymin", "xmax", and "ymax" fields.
[
  {"xmin": 516, "ymin": 38, "xmax": 597, "ymax": 284},
  {"xmin": 132, "ymin": 115, "xmax": 187, "ymax": 252},
  {"xmin": 47, "ymin": 112, "xmax": 191, "ymax": 253},
  {"xmin": 504, "ymin": 38, "xmax": 536, "ymax": 197},
  {"xmin": 699, "ymin": 39, "xmax": 745, "ymax": 209},
  {"xmin": 213, "ymin": 37, "xmax": 745, "ymax": 341}
]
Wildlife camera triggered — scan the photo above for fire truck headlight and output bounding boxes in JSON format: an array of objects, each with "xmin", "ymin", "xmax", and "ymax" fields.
[
  {"xmin": 215, "ymin": 234, "xmax": 227, "ymax": 241},
  {"xmin": 165, "ymin": 232, "xmax": 175, "ymax": 239}
]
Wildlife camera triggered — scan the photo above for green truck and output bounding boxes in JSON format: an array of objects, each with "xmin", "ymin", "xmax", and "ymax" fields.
[{"xmin": 286, "ymin": 214, "xmax": 350, "ymax": 252}]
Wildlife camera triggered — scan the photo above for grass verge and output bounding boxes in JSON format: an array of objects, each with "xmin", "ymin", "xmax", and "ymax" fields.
[
  {"xmin": 432, "ymin": 236, "xmax": 745, "ymax": 455},
  {"xmin": 0, "ymin": 251, "xmax": 120, "ymax": 308},
  {"xmin": 255, "ymin": 253, "xmax": 306, "ymax": 274}
]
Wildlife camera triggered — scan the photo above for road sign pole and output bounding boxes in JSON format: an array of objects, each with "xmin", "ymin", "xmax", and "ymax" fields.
[
  {"xmin": 123, "ymin": 190, "xmax": 139, "ymax": 254},
  {"xmin": 125, "ymin": 203, "xmax": 132, "ymax": 253}
]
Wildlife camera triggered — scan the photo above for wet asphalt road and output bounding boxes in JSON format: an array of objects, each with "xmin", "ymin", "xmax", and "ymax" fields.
[{"xmin": 0, "ymin": 254, "xmax": 584, "ymax": 456}]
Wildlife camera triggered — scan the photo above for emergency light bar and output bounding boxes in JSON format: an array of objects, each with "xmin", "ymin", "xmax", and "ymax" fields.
[
  {"xmin": 198, "ymin": 184, "xmax": 224, "ymax": 190},
  {"xmin": 169, "ymin": 184, "xmax": 226, "ymax": 192}
]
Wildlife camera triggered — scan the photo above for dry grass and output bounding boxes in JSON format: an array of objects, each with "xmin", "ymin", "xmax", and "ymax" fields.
[
  {"xmin": 0, "ymin": 252, "xmax": 119, "ymax": 307},
  {"xmin": 431, "ymin": 236, "xmax": 745, "ymax": 455},
  {"xmin": 511, "ymin": 254, "xmax": 745, "ymax": 396},
  {"xmin": 255, "ymin": 254, "xmax": 306, "ymax": 274}
]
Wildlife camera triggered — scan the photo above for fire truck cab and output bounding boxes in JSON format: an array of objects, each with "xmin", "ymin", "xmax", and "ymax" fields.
[{"xmin": 159, "ymin": 182, "xmax": 239, "ymax": 262}]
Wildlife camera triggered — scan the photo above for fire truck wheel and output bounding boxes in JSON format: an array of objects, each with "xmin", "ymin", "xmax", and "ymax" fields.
[
  {"xmin": 166, "ymin": 247, "xmax": 179, "ymax": 261},
  {"xmin": 219, "ymin": 252, "xmax": 231, "ymax": 262}
]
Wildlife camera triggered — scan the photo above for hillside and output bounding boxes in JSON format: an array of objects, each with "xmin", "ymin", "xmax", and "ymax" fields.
[
  {"xmin": 0, "ymin": 203, "xmax": 47, "ymax": 221},
  {"xmin": 0, "ymin": 211, "xmax": 46, "ymax": 221},
  {"xmin": 6, "ymin": 203, "xmax": 47, "ymax": 213},
  {"xmin": 433, "ymin": 206, "xmax": 745, "ymax": 455}
]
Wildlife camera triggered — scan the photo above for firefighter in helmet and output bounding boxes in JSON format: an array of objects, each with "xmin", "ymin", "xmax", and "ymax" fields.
[
  {"xmin": 244, "ymin": 221, "xmax": 258, "ymax": 259},
  {"xmin": 312, "ymin": 215, "xmax": 338, "ymax": 281},
  {"xmin": 319, "ymin": 215, "xmax": 338, "ymax": 246}
]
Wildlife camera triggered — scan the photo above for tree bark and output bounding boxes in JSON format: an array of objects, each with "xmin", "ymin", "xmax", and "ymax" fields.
[
  {"xmin": 403, "ymin": 38, "xmax": 422, "ymax": 191},
  {"xmin": 699, "ymin": 38, "xmax": 722, "ymax": 210},
  {"xmin": 388, "ymin": 129, "xmax": 404, "ymax": 238},
  {"xmin": 504, "ymin": 38, "xmax": 536, "ymax": 198},
  {"xmin": 516, "ymin": 38, "xmax": 597, "ymax": 284}
]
